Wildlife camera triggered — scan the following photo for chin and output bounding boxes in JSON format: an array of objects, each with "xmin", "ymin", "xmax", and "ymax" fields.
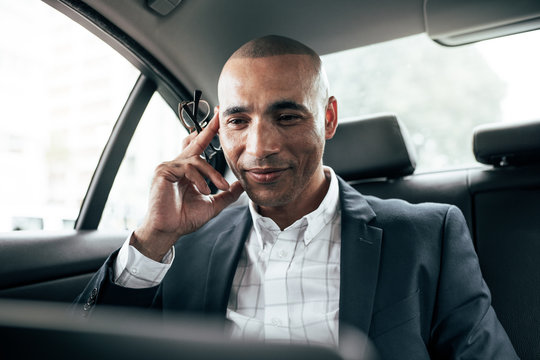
[{"xmin": 245, "ymin": 188, "xmax": 294, "ymax": 208}]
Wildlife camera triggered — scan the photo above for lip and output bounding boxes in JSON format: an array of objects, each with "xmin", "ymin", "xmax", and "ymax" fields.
[{"xmin": 245, "ymin": 167, "xmax": 288, "ymax": 183}]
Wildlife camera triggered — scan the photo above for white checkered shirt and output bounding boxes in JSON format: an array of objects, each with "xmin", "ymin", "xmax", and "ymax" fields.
[
  {"xmin": 114, "ymin": 167, "xmax": 341, "ymax": 347},
  {"xmin": 227, "ymin": 167, "xmax": 341, "ymax": 347}
]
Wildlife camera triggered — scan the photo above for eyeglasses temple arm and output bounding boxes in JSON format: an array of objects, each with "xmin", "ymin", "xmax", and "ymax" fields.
[
  {"xmin": 193, "ymin": 90, "xmax": 202, "ymax": 117},
  {"xmin": 182, "ymin": 103, "xmax": 203, "ymax": 133}
]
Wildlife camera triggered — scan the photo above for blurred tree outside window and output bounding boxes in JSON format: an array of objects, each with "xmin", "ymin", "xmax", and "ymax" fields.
[{"xmin": 322, "ymin": 31, "xmax": 540, "ymax": 172}]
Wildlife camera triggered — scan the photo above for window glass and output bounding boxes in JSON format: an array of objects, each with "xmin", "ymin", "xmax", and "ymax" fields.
[
  {"xmin": 0, "ymin": 2, "xmax": 139, "ymax": 231},
  {"xmin": 99, "ymin": 94, "xmax": 188, "ymax": 230},
  {"xmin": 321, "ymin": 30, "xmax": 540, "ymax": 172}
]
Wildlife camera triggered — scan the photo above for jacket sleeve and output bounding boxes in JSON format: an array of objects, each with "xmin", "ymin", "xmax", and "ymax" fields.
[
  {"xmin": 72, "ymin": 249, "xmax": 162, "ymax": 318},
  {"xmin": 430, "ymin": 206, "xmax": 518, "ymax": 359}
]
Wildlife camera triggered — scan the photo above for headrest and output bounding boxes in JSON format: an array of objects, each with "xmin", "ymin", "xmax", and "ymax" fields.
[
  {"xmin": 473, "ymin": 119, "xmax": 540, "ymax": 167},
  {"xmin": 323, "ymin": 114, "xmax": 416, "ymax": 180}
]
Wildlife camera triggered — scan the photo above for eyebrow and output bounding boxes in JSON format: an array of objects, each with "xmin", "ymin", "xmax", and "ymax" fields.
[
  {"xmin": 267, "ymin": 100, "xmax": 309, "ymax": 114},
  {"xmin": 221, "ymin": 100, "xmax": 309, "ymax": 118},
  {"xmin": 222, "ymin": 106, "xmax": 250, "ymax": 118}
]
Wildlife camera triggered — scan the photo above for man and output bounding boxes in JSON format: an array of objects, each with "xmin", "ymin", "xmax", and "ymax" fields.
[{"xmin": 75, "ymin": 35, "xmax": 517, "ymax": 359}]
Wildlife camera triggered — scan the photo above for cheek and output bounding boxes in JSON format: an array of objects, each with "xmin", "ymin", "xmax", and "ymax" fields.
[
  {"xmin": 292, "ymin": 131, "xmax": 325, "ymax": 167},
  {"xmin": 219, "ymin": 131, "xmax": 241, "ymax": 163},
  {"xmin": 301, "ymin": 126, "xmax": 325, "ymax": 152}
]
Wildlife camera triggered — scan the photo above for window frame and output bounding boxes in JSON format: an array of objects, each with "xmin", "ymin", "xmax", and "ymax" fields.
[{"xmin": 42, "ymin": 0, "xmax": 194, "ymax": 230}]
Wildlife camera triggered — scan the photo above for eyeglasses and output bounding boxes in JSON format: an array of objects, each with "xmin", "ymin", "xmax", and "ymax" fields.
[{"xmin": 178, "ymin": 89, "xmax": 221, "ymax": 161}]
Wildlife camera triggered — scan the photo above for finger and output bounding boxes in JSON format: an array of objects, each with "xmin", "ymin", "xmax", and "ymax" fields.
[
  {"xmin": 180, "ymin": 131, "xmax": 199, "ymax": 151},
  {"xmin": 172, "ymin": 155, "xmax": 229, "ymax": 190},
  {"xmin": 210, "ymin": 181, "xmax": 245, "ymax": 215},
  {"xmin": 159, "ymin": 156, "xmax": 230, "ymax": 192},
  {"xmin": 229, "ymin": 180, "xmax": 245, "ymax": 197},
  {"xmin": 182, "ymin": 163, "xmax": 211, "ymax": 195},
  {"xmin": 184, "ymin": 112, "xmax": 219, "ymax": 157},
  {"xmin": 212, "ymin": 107, "xmax": 220, "ymax": 123},
  {"xmin": 190, "ymin": 155, "xmax": 230, "ymax": 190}
]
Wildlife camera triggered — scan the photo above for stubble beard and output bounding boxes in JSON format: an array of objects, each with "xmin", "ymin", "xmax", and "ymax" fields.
[{"xmin": 241, "ymin": 178, "xmax": 296, "ymax": 208}]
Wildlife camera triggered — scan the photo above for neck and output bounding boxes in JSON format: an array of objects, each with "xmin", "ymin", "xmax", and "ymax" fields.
[{"xmin": 258, "ymin": 168, "xmax": 330, "ymax": 230}]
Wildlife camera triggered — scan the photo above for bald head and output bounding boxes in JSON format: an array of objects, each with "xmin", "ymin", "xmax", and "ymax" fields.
[
  {"xmin": 219, "ymin": 35, "xmax": 329, "ymax": 106},
  {"xmin": 231, "ymin": 35, "xmax": 321, "ymax": 65}
]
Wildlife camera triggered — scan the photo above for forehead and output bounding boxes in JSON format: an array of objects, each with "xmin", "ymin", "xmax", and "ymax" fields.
[{"xmin": 218, "ymin": 55, "xmax": 319, "ymax": 105}]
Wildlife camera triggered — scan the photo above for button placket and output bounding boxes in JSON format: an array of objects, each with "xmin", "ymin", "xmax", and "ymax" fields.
[{"xmin": 264, "ymin": 232, "xmax": 297, "ymax": 339}]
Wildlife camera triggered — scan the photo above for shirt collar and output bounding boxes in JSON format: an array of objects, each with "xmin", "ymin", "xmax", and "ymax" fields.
[{"xmin": 248, "ymin": 166, "xmax": 340, "ymax": 247}]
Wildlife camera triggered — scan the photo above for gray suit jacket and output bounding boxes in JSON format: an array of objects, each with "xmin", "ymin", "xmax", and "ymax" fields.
[{"xmin": 75, "ymin": 177, "xmax": 517, "ymax": 359}]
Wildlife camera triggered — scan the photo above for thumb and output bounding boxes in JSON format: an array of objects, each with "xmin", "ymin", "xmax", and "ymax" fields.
[{"xmin": 211, "ymin": 181, "xmax": 245, "ymax": 215}]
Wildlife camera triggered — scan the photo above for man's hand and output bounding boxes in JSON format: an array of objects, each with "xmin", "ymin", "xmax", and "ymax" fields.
[{"xmin": 132, "ymin": 112, "xmax": 244, "ymax": 261}]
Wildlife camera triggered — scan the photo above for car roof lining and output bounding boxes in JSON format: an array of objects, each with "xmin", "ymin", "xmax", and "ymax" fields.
[
  {"xmin": 78, "ymin": 0, "xmax": 425, "ymax": 104},
  {"xmin": 61, "ymin": 0, "xmax": 540, "ymax": 105}
]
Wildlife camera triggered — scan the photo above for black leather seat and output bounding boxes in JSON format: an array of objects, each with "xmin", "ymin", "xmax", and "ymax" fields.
[
  {"xmin": 323, "ymin": 113, "xmax": 416, "ymax": 181},
  {"xmin": 324, "ymin": 114, "xmax": 473, "ymax": 228},
  {"xmin": 324, "ymin": 114, "xmax": 540, "ymax": 359},
  {"xmin": 470, "ymin": 119, "xmax": 540, "ymax": 360}
]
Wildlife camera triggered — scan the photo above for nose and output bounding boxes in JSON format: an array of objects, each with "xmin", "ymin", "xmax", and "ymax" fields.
[{"xmin": 245, "ymin": 118, "xmax": 280, "ymax": 159}]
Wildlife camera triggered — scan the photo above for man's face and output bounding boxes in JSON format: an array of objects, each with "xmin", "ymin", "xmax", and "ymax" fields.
[{"xmin": 218, "ymin": 54, "xmax": 335, "ymax": 208}]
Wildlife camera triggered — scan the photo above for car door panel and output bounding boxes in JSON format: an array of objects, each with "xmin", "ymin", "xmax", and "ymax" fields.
[{"xmin": 0, "ymin": 232, "xmax": 125, "ymax": 302}]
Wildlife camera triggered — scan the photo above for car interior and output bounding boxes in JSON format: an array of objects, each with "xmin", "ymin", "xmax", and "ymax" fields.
[{"xmin": 0, "ymin": 0, "xmax": 539, "ymax": 359}]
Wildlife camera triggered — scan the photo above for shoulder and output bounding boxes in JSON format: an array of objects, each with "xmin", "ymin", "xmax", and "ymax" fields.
[
  {"xmin": 359, "ymin": 194, "xmax": 468, "ymax": 253},
  {"xmin": 341, "ymin": 181, "xmax": 463, "ymax": 246},
  {"xmin": 365, "ymin": 195, "xmax": 453, "ymax": 226},
  {"xmin": 337, "ymin": 175, "xmax": 457, "ymax": 228}
]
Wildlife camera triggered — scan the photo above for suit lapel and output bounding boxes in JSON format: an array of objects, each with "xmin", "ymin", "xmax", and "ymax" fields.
[
  {"xmin": 337, "ymin": 178, "xmax": 383, "ymax": 340},
  {"xmin": 203, "ymin": 206, "xmax": 253, "ymax": 313}
]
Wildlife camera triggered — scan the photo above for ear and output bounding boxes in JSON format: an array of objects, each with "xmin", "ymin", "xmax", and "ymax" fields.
[{"xmin": 324, "ymin": 96, "xmax": 338, "ymax": 140}]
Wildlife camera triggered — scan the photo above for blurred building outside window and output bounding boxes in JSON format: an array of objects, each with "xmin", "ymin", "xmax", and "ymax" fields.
[{"xmin": 322, "ymin": 30, "xmax": 540, "ymax": 172}]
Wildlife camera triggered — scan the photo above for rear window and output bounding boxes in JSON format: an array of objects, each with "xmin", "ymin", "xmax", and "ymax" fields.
[{"xmin": 321, "ymin": 30, "xmax": 540, "ymax": 172}]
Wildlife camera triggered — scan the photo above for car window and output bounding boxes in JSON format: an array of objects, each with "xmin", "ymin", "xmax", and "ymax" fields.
[
  {"xmin": 99, "ymin": 94, "xmax": 188, "ymax": 230},
  {"xmin": 0, "ymin": 1, "xmax": 139, "ymax": 231},
  {"xmin": 321, "ymin": 30, "xmax": 540, "ymax": 172}
]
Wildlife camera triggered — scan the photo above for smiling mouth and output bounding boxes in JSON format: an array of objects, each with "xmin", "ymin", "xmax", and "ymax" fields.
[{"xmin": 245, "ymin": 168, "xmax": 289, "ymax": 183}]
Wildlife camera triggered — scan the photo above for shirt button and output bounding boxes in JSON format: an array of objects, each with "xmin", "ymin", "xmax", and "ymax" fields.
[
  {"xmin": 271, "ymin": 318, "xmax": 282, "ymax": 327},
  {"xmin": 131, "ymin": 267, "xmax": 138, "ymax": 275},
  {"xmin": 277, "ymin": 249, "xmax": 288, "ymax": 258}
]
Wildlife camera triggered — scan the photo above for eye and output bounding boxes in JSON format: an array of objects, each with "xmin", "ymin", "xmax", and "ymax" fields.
[
  {"xmin": 226, "ymin": 117, "xmax": 248, "ymax": 127},
  {"xmin": 277, "ymin": 114, "xmax": 302, "ymax": 123}
]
